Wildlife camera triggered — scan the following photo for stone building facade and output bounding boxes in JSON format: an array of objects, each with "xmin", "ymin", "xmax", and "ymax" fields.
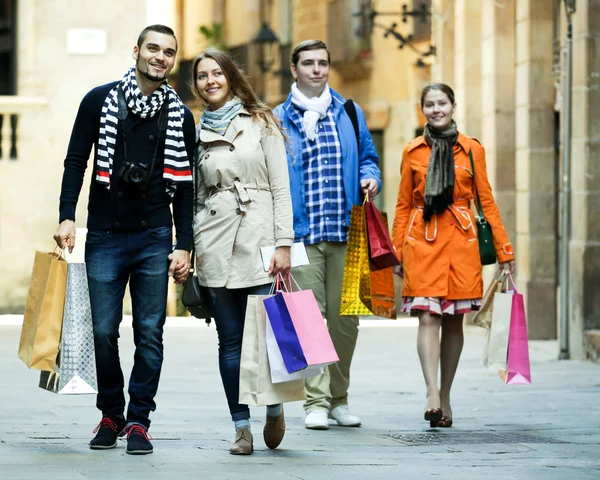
[{"xmin": 2, "ymin": 0, "xmax": 598, "ymax": 360}]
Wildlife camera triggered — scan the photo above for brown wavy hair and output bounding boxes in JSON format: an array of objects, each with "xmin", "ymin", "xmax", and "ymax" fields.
[{"xmin": 190, "ymin": 48, "xmax": 284, "ymax": 136}]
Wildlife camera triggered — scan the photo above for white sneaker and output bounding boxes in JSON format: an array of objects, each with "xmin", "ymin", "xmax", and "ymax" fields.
[
  {"xmin": 328, "ymin": 405, "xmax": 361, "ymax": 427},
  {"xmin": 304, "ymin": 410, "xmax": 329, "ymax": 430}
]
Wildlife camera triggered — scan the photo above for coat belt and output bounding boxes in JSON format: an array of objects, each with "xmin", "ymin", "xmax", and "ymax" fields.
[
  {"xmin": 411, "ymin": 199, "xmax": 475, "ymax": 242},
  {"xmin": 210, "ymin": 181, "xmax": 271, "ymax": 213}
]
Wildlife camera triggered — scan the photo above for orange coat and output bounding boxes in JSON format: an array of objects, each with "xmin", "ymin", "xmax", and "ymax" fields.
[{"xmin": 391, "ymin": 132, "xmax": 514, "ymax": 300}]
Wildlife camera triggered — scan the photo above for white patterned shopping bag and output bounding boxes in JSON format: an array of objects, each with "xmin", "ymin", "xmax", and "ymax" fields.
[{"xmin": 39, "ymin": 262, "xmax": 97, "ymax": 395}]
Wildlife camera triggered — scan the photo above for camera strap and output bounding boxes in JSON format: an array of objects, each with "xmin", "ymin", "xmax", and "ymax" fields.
[{"xmin": 117, "ymin": 85, "xmax": 169, "ymax": 181}]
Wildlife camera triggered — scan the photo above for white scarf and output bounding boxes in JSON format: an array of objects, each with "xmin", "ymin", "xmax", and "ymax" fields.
[{"xmin": 291, "ymin": 83, "xmax": 332, "ymax": 141}]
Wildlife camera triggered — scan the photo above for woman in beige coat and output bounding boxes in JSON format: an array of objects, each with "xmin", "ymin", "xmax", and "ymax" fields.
[{"xmin": 191, "ymin": 49, "xmax": 293, "ymax": 455}]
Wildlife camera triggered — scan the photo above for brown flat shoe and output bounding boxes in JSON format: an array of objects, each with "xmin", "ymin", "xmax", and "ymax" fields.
[
  {"xmin": 263, "ymin": 407, "xmax": 286, "ymax": 449},
  {"xmin": 230, "ymin": 427, "xmax": 253, "ymax": 455}
]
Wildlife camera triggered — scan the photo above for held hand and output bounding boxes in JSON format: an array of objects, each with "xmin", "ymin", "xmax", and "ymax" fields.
[
  {"xmin": 168, "ymin": 249, "xmax": 191, "ymax": 284},
  {"xmin": 53, "ymin": 220, "xmax": 76, "ymax": 253},
  {"xmin": 361, "ymin": 178, "xmax": 379, "ymax": 199},
  {"xmin": 393, "ymin": 263, "xmax": 404, "ymax": 278},
  {"xmin": 269, "ymin": 246, "xmax": 291, "ymax": 276},
  {"xmin": 499, "ymin": 260, "xmax": 516, "ymax": 275}
]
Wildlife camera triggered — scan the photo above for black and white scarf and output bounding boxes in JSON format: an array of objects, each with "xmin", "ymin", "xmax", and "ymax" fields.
[
  {"xmin": 423, "ymin": 120, "xmax": 459, "ymax": 221},
  {"xmin": 95, "ymin": 66, "xmax": 191, "ymax": 190}
]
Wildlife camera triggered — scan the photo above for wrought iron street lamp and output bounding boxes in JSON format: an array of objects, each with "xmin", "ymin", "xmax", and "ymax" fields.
[{"xmin": 251, "ymin": 22, "xmax": 280, "ymax": 73}]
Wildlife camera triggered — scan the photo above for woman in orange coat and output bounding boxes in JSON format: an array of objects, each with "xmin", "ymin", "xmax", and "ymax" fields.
[{"xmin": 391, "ymin": 84, "xmax": 515, "ymax": 428}]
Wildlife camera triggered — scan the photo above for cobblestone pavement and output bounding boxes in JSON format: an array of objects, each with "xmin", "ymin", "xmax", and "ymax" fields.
[{"xmin": 1, "ymin": 317, "xmax": 599, "ymax": 479}]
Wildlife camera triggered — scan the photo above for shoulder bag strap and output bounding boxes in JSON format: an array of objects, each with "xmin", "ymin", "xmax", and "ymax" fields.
[
  {"xmin": 468, "ymin": 149, "xmax": 486, "ymax": 221},
  {"xmin": 343, "ymin": 99, "xmax": 360, "ymax": 152}
]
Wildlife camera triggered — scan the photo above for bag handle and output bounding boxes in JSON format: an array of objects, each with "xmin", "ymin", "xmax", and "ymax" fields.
[{"xmin": 468, "ymin": 149, "xmax": 486, "ymax": 223}]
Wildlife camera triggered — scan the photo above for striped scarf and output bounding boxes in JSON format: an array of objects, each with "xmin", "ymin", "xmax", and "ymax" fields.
[
  {"xmin": 95, "ymin": 66, "xmax": 192, "ymax": 191},
  {"xmin": 199, "ymin": 97, "xmax": 244, "ymax": 136}
]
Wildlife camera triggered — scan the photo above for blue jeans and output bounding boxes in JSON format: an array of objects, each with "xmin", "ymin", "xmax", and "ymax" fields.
[
  {"xmin": 85, "ymin": 227, "xmax": 172, "ymax": 428},
  {"xmin": 209, "ymin": 284, "xmax": 271, "ymax": 421}
]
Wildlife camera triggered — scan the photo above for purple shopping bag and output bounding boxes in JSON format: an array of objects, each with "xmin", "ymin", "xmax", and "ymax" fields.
[
  {"xmin": 501, "ymin": 277, "xmax": 531, "ymax": 385},
  {"xmin": 263, "ymin": 294, "xmax": 308, "ymax": 374}
]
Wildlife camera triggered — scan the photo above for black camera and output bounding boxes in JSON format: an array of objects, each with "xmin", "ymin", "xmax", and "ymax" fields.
[{"xmin": 118, "ymin": 162, "xmax": 151, "ymax": 190}]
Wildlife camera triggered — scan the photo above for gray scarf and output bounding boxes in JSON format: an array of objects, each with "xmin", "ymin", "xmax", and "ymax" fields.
[
  {"xmin": 199, "ymin": 97, "xmax": 244, "ymax": 136},
  {"xmin": 423, "ymin": 120, "xmax": 459, "ymax": 221}
]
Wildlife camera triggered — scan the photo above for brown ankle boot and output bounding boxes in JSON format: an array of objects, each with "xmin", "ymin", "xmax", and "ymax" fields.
[
  {"xmin": 263, "ymin": 407, "xmax": 285, "ymax": 449},
  {"xmin": 229, "ymin": 427, "xmax": 253, "ymax": 455}
]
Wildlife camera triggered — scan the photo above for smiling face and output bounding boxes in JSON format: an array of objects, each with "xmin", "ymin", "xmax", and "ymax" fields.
[
  {"xmin": 195, "ymin": 57, "xmax": 233, "ymax": 111},
  {"xmin": 421, "ymin": 88, "xmax": 456, "ymax": 131},
  {"xmin": 133, "ymin": 31, "xmax": 177, "ymax": 84},
  {"xmin": 291, "ymin": 49, "xmax": 330, "ymax": 98}
]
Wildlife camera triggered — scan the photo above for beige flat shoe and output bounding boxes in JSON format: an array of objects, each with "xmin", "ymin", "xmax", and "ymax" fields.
[{"xmin": 229, "ymin": 427, "xmax": 253, "ymax": 455}]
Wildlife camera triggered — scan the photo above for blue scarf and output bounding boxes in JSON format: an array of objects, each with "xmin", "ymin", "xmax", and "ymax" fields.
[{"xmin": 199, "ymin": 97, "xmax": 244, "ymax": 136}]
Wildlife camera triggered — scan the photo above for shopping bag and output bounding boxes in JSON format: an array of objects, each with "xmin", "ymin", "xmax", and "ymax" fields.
[
  {"xmin": 501, "ymin": 284, "xmax": 531, "ymax": 384},
  {"xmin": 19, "ymin": 250, "xmax": 68, "ymax": 371},
  {"xmin": 340, "ymin": 204, "xmax": 373, "ymax": 316},
  {"xmin": 482, "ymin": 291, "xmax": 512, "ymax": 370},
  {"xmin": 472, "ymin": 270, "xmax": 509, "ymax": 329},
  {"xmin": 368, "ymin": 211, "xmax": 397, "ymax": 319},
  {"xmin": 263, "ymin": 277, "xmax": 308, "ymax": 374},
  {"xmin": 38, "ymin": 263, "xmax": 97, "ymax": 394},
  {"xmin": 265, "ymin": 317, "xmax": 324, "ymax": 383},
  {"xmin": 278, "ymin": 276, "xmax": 340, "ymax": 368},
  {"xmin": 365, "ymin": 200, "xmax": 400, "ymax": 270},
  {"xmin": 370, "ymin": 267, "xmax": 397, "ymax": 319},
  {"xmin": 239, "ymin": 295, "xmax": 306, "ymax": 406}
]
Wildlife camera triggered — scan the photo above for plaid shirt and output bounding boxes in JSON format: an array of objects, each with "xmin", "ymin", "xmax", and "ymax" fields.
[{"xmin": 289, "ymin": 104, "xmax": 347, "ymax": 245}]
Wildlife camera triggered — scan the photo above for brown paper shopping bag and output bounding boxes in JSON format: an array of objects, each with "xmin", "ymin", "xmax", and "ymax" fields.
[
  {"xmin": 18, "ymin": 250, "xmax": 68, "ymax": 371},
  {"xmin": 238, "ymin": 295, "xmax": 306, "ymax": 406}
]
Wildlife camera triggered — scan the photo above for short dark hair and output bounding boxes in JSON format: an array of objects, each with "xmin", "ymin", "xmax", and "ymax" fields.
[
  {"xmin": 137, "ymin": 24, "xmax": 178, "ymax": 51},
  {"xmin": 420, "ymin": 83, "xmax": 455, "ymax": 107},
  {"xmin": 291, "ymin": 39, "xmax": 330, "ymax": 65}
]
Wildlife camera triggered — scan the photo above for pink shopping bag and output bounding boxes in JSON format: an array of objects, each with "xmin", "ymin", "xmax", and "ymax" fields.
[
  {"xmin": 501, "ymin": 275, "xmax": 531, "ymax": 384},
  {"xmin": 279, "ymin": 275, "xmax": 339, "ymax": 368}
]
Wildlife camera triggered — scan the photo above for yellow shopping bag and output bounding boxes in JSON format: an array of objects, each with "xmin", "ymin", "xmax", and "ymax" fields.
[{"xmin": 340, "ymin": 204, "xmax": 373, "ymax": 316}]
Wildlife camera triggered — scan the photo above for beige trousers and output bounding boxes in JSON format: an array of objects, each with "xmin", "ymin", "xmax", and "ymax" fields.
[{"xmin": 291, "ymin": 242, "xmax": 359, "ymax": 412}]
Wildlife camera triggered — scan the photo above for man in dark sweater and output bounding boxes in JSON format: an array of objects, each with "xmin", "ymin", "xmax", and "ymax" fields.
[{"xmin": 53, "ymin": 25, "xmax": 195, "ymax": 455}]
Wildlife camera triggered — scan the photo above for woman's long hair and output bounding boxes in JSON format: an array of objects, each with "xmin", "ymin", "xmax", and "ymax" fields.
[{"xmin": 190, "ymin": 48, "xmax": 284, "ymax": 137}]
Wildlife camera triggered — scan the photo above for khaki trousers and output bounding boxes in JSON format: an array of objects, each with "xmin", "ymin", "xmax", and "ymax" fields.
[{"xmin": 291, "ymin": 242, "xmax": 359, "ymax": 412}]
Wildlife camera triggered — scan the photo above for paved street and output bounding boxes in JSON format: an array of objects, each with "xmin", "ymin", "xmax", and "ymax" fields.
[{"xmin": 0, "ymin": 316, "xmax": 599, "ymax": 479}]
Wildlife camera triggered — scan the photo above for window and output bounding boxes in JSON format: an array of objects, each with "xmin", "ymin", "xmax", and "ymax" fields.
[
  {"xmin": 327, "ymin": 0, "xmax": 373, "ymax": 68},
  {"xmin": 0, "ymin": 0, "xmax": 16, "ymax": 95}
]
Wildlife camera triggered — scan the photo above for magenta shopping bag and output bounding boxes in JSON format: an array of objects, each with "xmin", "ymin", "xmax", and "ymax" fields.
[
  {"xmin": 280, "ymin": 277, "xmax": 339, "ymax": 368},
  {"xmin": 501, "ymin": 277, "xmax": 531, "ymax": 385}
]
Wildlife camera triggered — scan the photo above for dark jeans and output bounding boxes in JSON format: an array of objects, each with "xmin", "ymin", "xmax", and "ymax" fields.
[
  {"xmin": 85, "ymin": 227, "xmax": 172, "ymax": 428},
  {"xmin": 209, "ymin": 283, "xmax": 271, "ymax": 421}
]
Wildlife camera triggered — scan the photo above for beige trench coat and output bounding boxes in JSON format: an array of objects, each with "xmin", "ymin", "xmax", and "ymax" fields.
[{"xmin": 193, "ymin": 110, "xmax": 294, "ymax": 288}]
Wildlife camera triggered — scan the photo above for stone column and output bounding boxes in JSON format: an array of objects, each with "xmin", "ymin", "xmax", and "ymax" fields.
[
  {"xmin": 514, "ymin": 0, "xmax": 557, "ymax": 339},
  {"xmin": 480, "ymin": 0, "xmax": 516, "ymax": 259},
  {"xmin": 431, "ymin": 0, "xmax": 454, "ymax": 86},
  {"xmin": 453, "ymin": 0, "xmax": 481, "ymax": 137},
  {"xmin": 569, "ymin": 0, "xmax": 600, "ymax": 359}
]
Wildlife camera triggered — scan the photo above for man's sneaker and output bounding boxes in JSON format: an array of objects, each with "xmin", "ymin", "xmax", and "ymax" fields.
[
  {"xmin": 124, "ymin": 424, "xmax": 153, "ymax": 455},
  {"xmin": 304, "ymin": 410, "xmax": 329, "ymax": 430},
  {"xmin": 89, "ymin": 416, "xmax": 126, "ymax": 450},
  {"xmin": 329, "ymin": 405, "xmax": 361, "ymax": 427}
]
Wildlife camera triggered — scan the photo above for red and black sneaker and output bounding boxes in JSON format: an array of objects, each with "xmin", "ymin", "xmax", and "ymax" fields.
[
  {"xmin": 89, "ymin": 416, "xmax": 126, "ymax": 450},
  {"xmin": 124, "ymin": 424, "xmax": 153, "ymax": 455}
]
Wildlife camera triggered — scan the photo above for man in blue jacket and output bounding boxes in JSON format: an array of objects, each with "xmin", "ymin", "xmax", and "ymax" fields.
[{"xmin": 274, "ymin": 40, "xmax": 381, "ymax": 430}]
